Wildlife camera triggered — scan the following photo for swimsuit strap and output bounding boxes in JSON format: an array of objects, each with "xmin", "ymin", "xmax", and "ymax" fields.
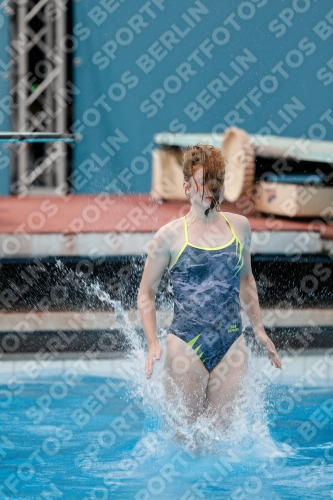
[
  {"xmin": 219, "ymin": 212, "xmax": 244, "ymax": 273},
  {"xmin": 185, "ymin": 213, "xmax": 242, "ymax": 247},
  {"xmin": 219, "ymin": 212, "xmax": 242, "ymax": 246},
  {"xmin": 183, "ymin": 215, "xmax": 189, "ymax": 244}
]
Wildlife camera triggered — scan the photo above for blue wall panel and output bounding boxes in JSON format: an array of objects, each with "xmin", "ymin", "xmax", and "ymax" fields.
[
  {"xmin": 0, "ymin": 6, "xmax": 10, "ymax": 195},
  {"xmin": 73, "ymin": 1, "xmax": 333, "ymax": 194}
]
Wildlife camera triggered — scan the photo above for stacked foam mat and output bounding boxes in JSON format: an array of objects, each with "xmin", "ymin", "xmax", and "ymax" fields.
[{"xmin": 151, "ymin": 127, "xmax": 333, "ymax": 218}]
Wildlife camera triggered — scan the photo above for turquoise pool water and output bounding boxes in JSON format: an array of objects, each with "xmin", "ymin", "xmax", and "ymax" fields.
[{"xmin": 0, "ymin": 371, "xmax": 332, "ymax": 500}]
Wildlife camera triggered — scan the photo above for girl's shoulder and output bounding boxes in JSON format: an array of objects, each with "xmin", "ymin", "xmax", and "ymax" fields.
[
  {"xmin": 221, "ymin": 212, "xmax": 251, "ymax": 238},
  {"xmin": 159, "ymin": 216, "xmax": 184, "ymax": 232},
  {"xmin": 222, "ymin": 211, "xmax": 249, "ymax": 224},
  {"xmin": 153, "ymin": 217, "xmax": 185, "ymax": 244}
]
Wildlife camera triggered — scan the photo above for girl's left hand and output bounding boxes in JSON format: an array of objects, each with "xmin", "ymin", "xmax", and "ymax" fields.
[{"xmin": 256, "ymin": 332, "xmax": 282, "ymax": 369}]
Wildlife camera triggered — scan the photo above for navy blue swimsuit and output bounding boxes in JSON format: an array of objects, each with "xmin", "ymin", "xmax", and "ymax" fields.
[{"xmin": 168, "ymin": 212, "xmax": 244, "ymax": 372}]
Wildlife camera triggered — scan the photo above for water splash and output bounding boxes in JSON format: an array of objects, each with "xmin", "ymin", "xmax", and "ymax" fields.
[{"xmin": 87, "ymin": 283, "xmax": 292, "ymax": 461}]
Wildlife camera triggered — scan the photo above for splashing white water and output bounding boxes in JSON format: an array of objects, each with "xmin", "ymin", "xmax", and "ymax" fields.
[{"xmin": 89, "ymin": 282, "xmax": 292, "ymax": 459}]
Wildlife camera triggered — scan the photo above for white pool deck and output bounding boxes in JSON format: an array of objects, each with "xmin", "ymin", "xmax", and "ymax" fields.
[
  {"xmin": 1, "ymin": 309, "xmax": 333, "ymax": 331},
  {"xmin": 0, "ymin": 230, "xmax": 332, "ymax": 257},
  {"xmin": 1, "ymin": 349, "xmax": 333, "ymax": 386}
]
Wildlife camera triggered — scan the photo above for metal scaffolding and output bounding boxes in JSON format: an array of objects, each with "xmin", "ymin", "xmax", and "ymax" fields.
[{"xmin": 6, "ymin": 0, "xmax": 70, "ymax": 194}]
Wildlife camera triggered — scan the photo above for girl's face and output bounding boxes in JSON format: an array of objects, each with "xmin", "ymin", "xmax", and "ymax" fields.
[{"xmin": 184, "ymin": 166, "xmax": 224, "ymax": 207}]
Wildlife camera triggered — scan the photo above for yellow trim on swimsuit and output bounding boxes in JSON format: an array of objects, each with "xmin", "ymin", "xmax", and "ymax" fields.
[{"xmin": 169, "ymin": 212, "xmax": 244, "ymax": 270}]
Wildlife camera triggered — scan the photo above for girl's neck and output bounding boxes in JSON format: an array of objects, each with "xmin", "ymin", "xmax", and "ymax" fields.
[{"xmin": 187, "ymin": 205, "xmax": 221, "ymax": 225}]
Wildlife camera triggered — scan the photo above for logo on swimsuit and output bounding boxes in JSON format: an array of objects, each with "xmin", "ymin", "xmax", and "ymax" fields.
[{"xmin": 227, "ymin": 324, "xmax": 239, "ymax": 333}]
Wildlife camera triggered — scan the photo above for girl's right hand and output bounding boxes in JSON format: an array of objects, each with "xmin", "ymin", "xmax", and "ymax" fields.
[
  {"xmin": 145, "ymin": 344, "xmax": 163, "ymax": 379},
  {"xmin": 256, "ymin": 331, "xmax": 282, "ymax": 369}
]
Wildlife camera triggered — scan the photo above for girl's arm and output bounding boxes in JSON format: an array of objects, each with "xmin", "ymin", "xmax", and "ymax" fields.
[
  {"xmin": 239, "ymin": 218, "xmax": 282, "ymax": 369},
  {"xmin": 137, "ymin": 225, "xmax": 171, "ymax": 378}
]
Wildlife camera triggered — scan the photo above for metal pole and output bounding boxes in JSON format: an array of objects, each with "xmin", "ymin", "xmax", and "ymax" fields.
[
  {"xmin": 17, "ymin": 0, "xmax": 28, "ymax": 193},
  {"xmin": 55, "ymin": 0, "xmax": 67, "ymax": 189},
  {"xmin": 45, "ymin": 1, "xmax": 55, "ymax": 187}
]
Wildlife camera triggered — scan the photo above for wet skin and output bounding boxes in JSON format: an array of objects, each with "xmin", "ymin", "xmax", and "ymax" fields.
[{"xmin": 138, "ymin": 166, "xmax": 282, "ymax": 427}]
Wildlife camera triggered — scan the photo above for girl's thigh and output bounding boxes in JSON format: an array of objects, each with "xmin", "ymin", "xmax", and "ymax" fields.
[
  {"xmin": 162, "ymin": 333, "xmax": 209, "ymax": 422},
  {"xmin": 205, "ymin": 334, "xmax": 248, "ymax": 424}
]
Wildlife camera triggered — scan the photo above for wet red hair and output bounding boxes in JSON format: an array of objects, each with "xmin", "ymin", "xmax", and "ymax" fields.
[{"xmin": 182, "ymin": 144, "xmax": 226, "ymax": 215}]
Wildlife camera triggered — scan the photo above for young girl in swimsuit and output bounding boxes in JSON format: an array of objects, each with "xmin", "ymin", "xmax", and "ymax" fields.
[{"xmin": 138, "ymin": 144, "xmax": 282, "ymax": 426}]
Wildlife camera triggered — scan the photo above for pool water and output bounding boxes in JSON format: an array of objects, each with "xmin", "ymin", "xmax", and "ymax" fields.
[{"xmin": 0, "ymin": 371, "xmax": 332, "ymax": 500}]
